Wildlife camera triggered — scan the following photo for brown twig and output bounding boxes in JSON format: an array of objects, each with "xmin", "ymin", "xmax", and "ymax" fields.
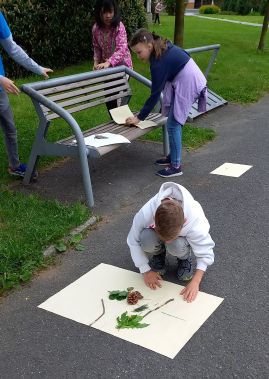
[
  {"xmin": 89, "ymin": 298, "xmax": 105, "ymax": 327},
  {"xmin": 142, "ymin": 298, "xmax": 174, "ymax": 319}
]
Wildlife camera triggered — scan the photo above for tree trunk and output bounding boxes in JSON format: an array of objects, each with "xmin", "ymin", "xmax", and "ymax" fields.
[
  {"xmin": 174, "ymin": 0, "xmax": 185, "ymax": 47},
  {"xmin": 258, "ymin": 0, "xmax": 269, "ymax": 51}
]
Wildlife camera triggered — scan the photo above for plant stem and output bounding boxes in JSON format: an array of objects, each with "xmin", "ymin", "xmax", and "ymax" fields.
[
  {"xmin": 89, "ymin": 298, "xmax": 105, "ymax": 327},
  {"xmin": 142, "ymin": 298, "xmax": 174, "ymax": 319}
]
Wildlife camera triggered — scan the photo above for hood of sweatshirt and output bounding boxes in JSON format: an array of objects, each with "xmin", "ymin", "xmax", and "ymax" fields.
[{"xmin": 144, "ymin": 182, "xmax": 207, "ymax": 234}]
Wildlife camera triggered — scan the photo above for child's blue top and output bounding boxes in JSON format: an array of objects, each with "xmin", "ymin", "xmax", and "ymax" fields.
[
  {"xmin": 0, "ymin": 12, "xmax": 11, "ymax": 76},
  {"xmin": 138, "ymin": 41, "xmax": 190, "ymax": 121}
]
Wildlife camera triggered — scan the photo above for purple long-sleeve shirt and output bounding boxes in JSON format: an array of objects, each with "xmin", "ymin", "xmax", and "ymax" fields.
[{"xmin": 138, "ymin": 41, "xmax": 190, "ymax": 121}]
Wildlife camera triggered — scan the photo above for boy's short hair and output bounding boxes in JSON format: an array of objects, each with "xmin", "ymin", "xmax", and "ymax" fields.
[{"xmin": 155, "ymin": 200, "xmax": 184, "ymax": 241}]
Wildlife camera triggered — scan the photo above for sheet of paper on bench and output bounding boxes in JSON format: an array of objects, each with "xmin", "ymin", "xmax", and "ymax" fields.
[
  {"xmin": 109, "ymin": 105, "xmax": 157, "ymax": 129},
  {"xmin": 73, "ymin": 133, "xmax": 130, "ymax": 148}
]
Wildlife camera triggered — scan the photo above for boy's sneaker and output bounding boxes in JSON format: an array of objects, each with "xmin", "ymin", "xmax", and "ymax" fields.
[
  {"xmin": 156, "ymin": 165, "xmax": 183, "ymax": 178},
  {"xmin": 149, "ymin": 251, "xmax": 166, "ymax": 275},
  {"xmin": 8, "ymin": 163, "xmax": 38, "ymax": 180},
  {"xmin": 177, "ymin": 256, "xmax": 193, "ymax": 281},
  {"xmin": 155, "ymin": 155, "xmax": 171, "ymax": 166}
]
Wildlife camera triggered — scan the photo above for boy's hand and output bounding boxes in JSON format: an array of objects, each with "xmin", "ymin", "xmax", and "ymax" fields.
[
  {"xmin": 180, "ymin": 269, "xmax": 204, "ymax": 303},
  {"xmin": 126, "ymin": 116, "xmax": 139, "ymax": 125},
  {"xmin": 143, "ymin": 270, "xmax": 162, "ymax": 290},
  {"xmin": 0, "ymin": 77, "xmax": 20, "ymax": 95},
  {"xmin": 42, "ymin": 68, "xmax": 53, "ymax": 78},
  {"xmin": 180, "ymin": 280, "xmax": 199, "ymax": 303}
]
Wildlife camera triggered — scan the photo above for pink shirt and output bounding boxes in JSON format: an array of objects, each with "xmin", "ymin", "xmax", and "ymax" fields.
[{"xmin": 92, "ymin": 22, "xmax": 133, "ymax": 68}]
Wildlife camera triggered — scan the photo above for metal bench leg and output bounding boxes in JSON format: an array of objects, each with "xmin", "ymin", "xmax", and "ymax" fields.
[
  {"xmin": 23, "ymin": 150, "xmax": 39, "ymax": 184},
  {"xmin": 79, "ymin": 150, "xmax": 94, "ymax": 207},
  {"xmin": 162, "ymin": 124, "xmax": 170, "ymax": 156},
  {"xmin": 23, "ymin": 119, "xmax": 49, "ymax": 184}
]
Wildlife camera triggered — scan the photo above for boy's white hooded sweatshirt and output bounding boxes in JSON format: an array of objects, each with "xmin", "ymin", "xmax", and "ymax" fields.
[{"xmin": 127, "ymin": 182, "xmax": 215, "ymax": 274}]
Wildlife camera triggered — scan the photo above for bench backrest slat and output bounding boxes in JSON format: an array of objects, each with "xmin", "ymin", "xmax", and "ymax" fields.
[
  {"xmin": 38, "ymin": 72, "xmax": 126, "ymax": 95},
  {"xmin": 46, "ymin": 91, "xmax": 130, "ymax": 120},
  {"xmin": 38, "ymin": 71, "xmax": 131, "ymax": 120},
  {"xmin": 46, "ymin": 77, "xmax": 127, "ymax": 103}
]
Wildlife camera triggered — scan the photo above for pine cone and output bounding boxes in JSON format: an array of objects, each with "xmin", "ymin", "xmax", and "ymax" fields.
[
  {"xmin": 127, "ymin": 291, "xmax": 143, "ymax": 305},
  {"xmin": 133, "ymin": 291, "xmax": 143, "ymax": 300}
]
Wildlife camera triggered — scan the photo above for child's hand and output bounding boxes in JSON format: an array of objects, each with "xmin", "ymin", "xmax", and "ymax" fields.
[
  {"xmin": 143, "ymin": 270, "xmax": 162, "ymax": 290},
  {"xmin": 180, "ymin": 279, "xmax": 199, "ymax": 303},
  {"xmin": 42, "ymin": 68, "xmax": 53, "ymax": 78},
  {"xmin": 0, "ymin": 77, "xmax": 20, "ymax": 95},
  {"xmin": 93, "ymin": 62, "xmax": 99, "ymax": 70},
  {"xmin": 96, "ymin": 61, "xmax": 110, "ymax": 70},
  {"xmin": 126, "ymin": 116, "xmax": 139, "ymax": 125}
]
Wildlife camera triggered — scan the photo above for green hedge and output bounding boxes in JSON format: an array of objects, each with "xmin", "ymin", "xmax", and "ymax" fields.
[
  {"xmin": 1, "ymin": 0, "xmax": 146, "ymax": 78},
  {"xmin": 119, "ymin": 0, "xmax": 147, "ymax": 38},
  {"xmin": 163, "ymin": 0, "xmax": 188, "ymax": 16},
  {"xmin": 221, "ymin": 0, "xmax": 267, "ymax": 15},
  {"xmin": 199, "ymin": 5, "xmax": 220, "ymax": 14}
]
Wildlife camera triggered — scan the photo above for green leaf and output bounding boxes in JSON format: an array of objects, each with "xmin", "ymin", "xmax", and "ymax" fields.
[
  {"xmin": 54, "ymin": 241, "xmax": 67, "ymax": 253},
  {"xmin": 133, "ymin": 304, "xmax": 149, "ymax": 313},
  {"xmin": 127, "ymin": 287, "xmax": 134, "ymax": 292},
  {"xmin": 69, "ymin": 233, "xmax": 83, "ymax": 245},
  {"xmin": 75, "ymin": 243, "xmax": 86, "ymax": 251},
  {"xmin": 116, "ymin": 312, "xmax": 150, "ymax": 329},
  {"xmin": 108, "ymin": 290, "xmax": 128, "ymax": 300}
]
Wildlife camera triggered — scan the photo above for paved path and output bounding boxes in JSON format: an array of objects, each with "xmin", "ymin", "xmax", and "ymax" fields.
[
  {"xmin": 1, "ymin": 97, "xmax": 269, "ymax": 378},
  {"xmin": 195, "ymin": 15, "xmax": 262, "ymax": 27}
]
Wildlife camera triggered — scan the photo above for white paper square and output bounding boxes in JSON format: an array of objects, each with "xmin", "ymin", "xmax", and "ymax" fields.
[
  {"xmin": 72, "ymin": 132, "xmax": 130, "ymax": 148},
  {"xmin": 210, "ymin": 162, "xmax": 252, "ymax": 177},
  {"xmin": 38, "ymin": 264, "xmax": 223, "ymax": 359}
]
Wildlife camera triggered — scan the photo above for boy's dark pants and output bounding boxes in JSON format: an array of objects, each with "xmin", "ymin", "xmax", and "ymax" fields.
[{"xmin": 0, "ymin": 91, "xmax": 20, "ymax": 168}]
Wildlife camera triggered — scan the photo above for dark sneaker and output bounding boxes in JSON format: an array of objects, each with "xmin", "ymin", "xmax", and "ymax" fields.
[
  {"xmin": 149, "ymin": 251, "xmax": 166, "ymax": 275},
  {"xmin": 155, "ymin": 155, "xmax": 171, "ymax": 166},
  {"xmin": 8, "ymin": 163, "xmax": 38, "ymax": 180},
  {"xmin": 156, "ymin": 165, "xmax": 183, "ymax": 178},
  {"xmin": 177, "ymin": 256, "xmax": 193, "ymax": 281}
]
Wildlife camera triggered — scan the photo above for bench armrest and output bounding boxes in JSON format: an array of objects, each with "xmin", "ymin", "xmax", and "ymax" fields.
[{"xmin": 21, "ymin": 84, "xmax": 87, "ymax": 151}]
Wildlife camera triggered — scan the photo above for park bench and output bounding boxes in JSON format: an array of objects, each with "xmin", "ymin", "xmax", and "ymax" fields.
[
  {"xmin": 21, "ymin": 66, "xmax": 168, "ymax": 207},
  {"xmin": 21, "ymin": 44, "xmax": 226, "ymax": 208}
]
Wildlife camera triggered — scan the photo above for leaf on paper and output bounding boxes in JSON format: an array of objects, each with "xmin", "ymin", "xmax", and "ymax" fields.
[
  {"xmin": 108, "ymin": 290, "xmax": 128, "ymax": 300},
  {"xmin": 116, "ymin": 312, "xmax": 150, "ymax": 329},
  {"xmin": 133, "ymin": 304, "xmax": 149, "ymax": 313}
]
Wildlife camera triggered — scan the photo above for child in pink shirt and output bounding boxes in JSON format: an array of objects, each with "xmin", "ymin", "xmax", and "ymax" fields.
[{"xmin": 92, "ymin": 0, "xmax": 133, "ymax": 110}]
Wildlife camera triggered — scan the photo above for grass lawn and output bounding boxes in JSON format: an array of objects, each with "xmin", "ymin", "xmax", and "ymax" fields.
[
  {"xmin": 1, "ymin": 14, "xmax": 269, "ymax": 293},
  {"xmin": 0, "ymin": 191, "xmax": 89, "ymax": 294}
]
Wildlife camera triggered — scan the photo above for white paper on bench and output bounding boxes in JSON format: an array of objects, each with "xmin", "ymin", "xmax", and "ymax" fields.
[
  {"xmin": 73, "ymin": 133, "xmax": 131, "ymax": 148},
  {"xmin": 109, "ymin": 105, "xmax": 157, "ymax": 129}
]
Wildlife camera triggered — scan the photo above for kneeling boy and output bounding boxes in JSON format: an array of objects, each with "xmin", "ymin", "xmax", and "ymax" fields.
[{"xmin": 127, "ymin": 182, "xmax": 215, "ymax": 302}]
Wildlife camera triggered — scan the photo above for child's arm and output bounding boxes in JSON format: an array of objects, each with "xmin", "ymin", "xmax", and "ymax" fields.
[
  {"xmin": 181, "ymin": 217, "xmax": 215, "ymax": 302},
  {"xmin": 92, "ymin": 24, "xmax": 102, "ymax": 70},
  {"xmin": 0, "ymin": 36, "xmax": 52, "ymax": 77},
  {"xmin": 107, "ymin": 22, "xmax": 129, "ymax": 68},
  {"xmin": 180, "ymin": 269, "xmax": 204, "ymax": 303}
]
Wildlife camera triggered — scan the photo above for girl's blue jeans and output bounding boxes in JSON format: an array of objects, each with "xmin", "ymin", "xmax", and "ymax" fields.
[{"xmin": 167, "ymin": 105, "xmax": 182, "ymax": 168}]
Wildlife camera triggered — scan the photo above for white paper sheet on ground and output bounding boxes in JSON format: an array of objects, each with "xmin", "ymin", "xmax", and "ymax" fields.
[
  {"xmin": 38, "ymin": 264, "xmax": 223, "ymax": 359},
  {"xmin": 109, "ymin": 105, "xmax": 157, "ymax": 129},
  {"xmin": 72, "ymin": 133, "xmax": 130, "ymax": 148},
  {"xmin": 210, "ymin": 162, "xmax": 252, "ymax": 177}
]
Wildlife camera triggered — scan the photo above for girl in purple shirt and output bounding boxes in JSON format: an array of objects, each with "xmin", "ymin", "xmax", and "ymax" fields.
[
  {"xmin": 126, "ymin": 29, "xmax": 207, "ymax": 178},
  {"xmin": 92, "ymin": 0, "xmax": 133, "ymax": 110}
]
